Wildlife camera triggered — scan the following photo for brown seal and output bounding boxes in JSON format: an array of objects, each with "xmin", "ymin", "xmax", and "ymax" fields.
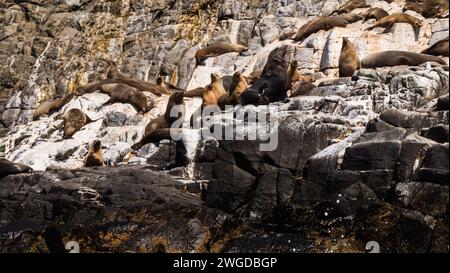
[
  {"xmin": 195, "ymin": 42, "xmax": 248, "ymax": 65},
  {"xmin": 335, "ymin": 0, "xmax": 370, "ymax": 14},
  {"xmin": 339, "ymin": 37, "xmax": 361, "ymax": 77},
  {"xmin": 365, "ymin": 13, "xmax": 423, "ymax": 33},
  {"xmin": 286, "ymin": 60, "xmax": 302, "ymax": 90},
  {"xmin": 361, "ymin": 51, "xmax": 447, "ymax": 68},
  {"xmin": 0, "ymin": 158, "xmax": 32, "ymax": 179},
  {"xmin": 294, "ymin": 13, "xmax": 363, "ymax": 42},
  {"xmin": 421, "ymin": 36, "xmax": 449, "ymax": 57},
  {"xmin": 209, "ymin": 73, "xmax": 227, "ymax": 100},
  {"xmin": 156, "ymin": 76, "xmax": 184, "ymax": 91},
  {"xmin": 404, "ymin": 0, "xmax": 449, "ymax": 18},
  {"xmin": 32, "ymin": 92, "xmax": 74, "ymax": 121},
  {"xmin": 217, "ymin": 72, "xmax": 249, "ymax": 109},
  {"xmin": 183, "ymin": 87, "xmax": 205, "ymax": 98},
  {"xmin": 57, "ymin": 108, "xmax": 94, "ymax": 139},
  {"xmin": 360, "ymin": 7, "xmax": 389, "ymax": 21},
  {"xmin": 100, "ymin": 83, "xmax": 153, "ymax": 113},
  {"xmin": 132, "ymin": 92, "xmax": 185, "ymax": 150},
  {"xmin": 290, "ymin": 81, "xmax": 317, "ymax": 97},
  {"xmin": 84, "ymin": 139, "xmax": 104, "ymax": 167}
]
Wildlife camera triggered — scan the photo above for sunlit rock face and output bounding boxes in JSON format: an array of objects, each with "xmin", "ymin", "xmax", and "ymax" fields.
[{"xmin": 0, "ymin": 0, "xmax": 448, "ymax": 253}]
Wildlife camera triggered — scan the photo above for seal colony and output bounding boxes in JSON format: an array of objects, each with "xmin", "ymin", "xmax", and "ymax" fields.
[{"xmin": 4, "ymin": 0, "xmax": 447, "ymax": 174}]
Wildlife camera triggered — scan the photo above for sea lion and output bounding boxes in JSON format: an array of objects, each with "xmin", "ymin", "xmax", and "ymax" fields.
[
  {"xmin": 290, "ymin": 81, "xmax": 317, "ymax": 97},
  {"xmin": 183, "ymin": 87, "xmax": 205, "ymax": 98},
  {"xmin": 421, "ymin": 36, "xmax": 449, "ymax": 57},
  {"xmin": 335, "ymin": 0, "xmax": 370, "ymax": 14},
  {"xmin": 404, "ymin": 0, "xmax": 449, "ymax": 18},
  {"xmin": 156, "ymin": 76, "xmax": 184, "ymax": 91},
  {"xmin": 84, "ymin": 139, "xmax": 104, "ymax": 167},
  {"xmin": 360, "ymin": 7, "xmax": 389, "ymax": 21},
  {"xmin": 361, "ymin": 51, "xmax": 447, "ymax": 68},
  {"xmin": 195, "ymin": 42, "xmax": 248, "ymax": 65},
  {"xmin": 0, "ymin": 158, "xmax": 32, "ymax": 180},
  {"xmin": 241, "ymin": 46, "xmax": 289, "ymax": 105},
  {"xmin": 294, "ymin": 13, "xmax": 363, "ymax": 42},
  {"xmin": 339, "ymin": 37, "xmax": 361, "ymax": 77},
  {"xmin": 133, "ymin": 92, "xmax": 185, "ymax": 150},
  {"xmin": 217, "ymin": 72, "xmax": 249, "ymax": 109},
  {"xmin": 32, "ymin": 92, "xmax": 74, "ymax": 120},
  {"xmin": 80, "ymin": 83, "xmax": 154, "ymax": 113},
  {"xmin": 209, "ymin": 73, "xmax": 227, "ymax": 100},
  {"xmin": 286, "ymin": 60, "xmax": 302, "ymax": 90},
  {"xmin": 365, "ymin": 13, "xmax": 423, "ymax": 33},
  {"xmin": 58, "ymin": 108, "xmax": 93, "ymax": 139}
]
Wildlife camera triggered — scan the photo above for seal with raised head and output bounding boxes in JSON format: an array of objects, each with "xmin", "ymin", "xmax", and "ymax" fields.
[
  {"xmin": 217, "ymin": 72, "xmax": 249, "ymax": 109},
  {"xmin": 360, "ymin": 7, "xmax": 389, "ymax": 21},
  {"xmin": 32, "ymin": 92, "xmax": 74, "ymax": 121},
  {"xmin": 421, "ymin": 36, "xmax": 449, "ymax": 57},
  {"xmin": 156, "ymin": 76, "xmax": 184, "ymax": 91},
  {"xmin": 195, "ymin": 42, "xmax": 248, "ymax": 65},
  {"xmin": 286, "ymin": 60, "xmax": 302, "ymax": 90},
  {"xmin": 339, "ymin": 37, "xmax": 361, "ymax": 77},
  {"xmin": 294, "ymin": 13, "xmax": 363, "ymax": 42},
  {"xmin": 365, "ymin": 13, "xmax": 423, "ymax": 32},
  {"xmin": 209, "ymin": 73, "xmax": 227, "ymax": 100},
  {"xmin": 335, "ymin": 0, "xmax": 370, "ymax": 14},
  {"xmin": 84, "ymin": 139, "xmax": 104, "ymax": 167},
  {"xmin": 361, "ymin": 51, "xmax": 447, "ymax": 68},
  {"xmin": 0, "ymin": 158, "xmax": 32, "ymax": 180}
]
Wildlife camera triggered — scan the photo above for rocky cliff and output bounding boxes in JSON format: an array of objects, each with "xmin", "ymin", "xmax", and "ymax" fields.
[{"xmin": 0, "ymin": 0, "xmax": 448, "ymax": 253}]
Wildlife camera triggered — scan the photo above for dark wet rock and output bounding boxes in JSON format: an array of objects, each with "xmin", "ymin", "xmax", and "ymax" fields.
[
  {"xmin": 422, "ymin": 125, "xmax": 449, "ymax": 143},
  {"xmin": 0, "ymin": 165, "xmax": 229, "ymax": 253}
]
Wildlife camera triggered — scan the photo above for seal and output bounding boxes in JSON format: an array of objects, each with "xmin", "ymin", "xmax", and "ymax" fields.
[
  {"xmin": 182, "ymin": 87, "xmax": 205, "ymax": 98},
  {"xmin": 286, "ymin": 60, "xmax": 302, "ymax": 90},
  {"xmin": 58, "ymin": 108, "xmax": 93, "ymax": 139},
  {"xmin": 290, "ymin": 81, "xmax": 317, "ymax": 97},
  {"xmin": 404, "ymin": 0, "xmax": 449, "ymax": 18},
  {"xmin": 421, "ymin": 36, "xmax": 449, "ymax": 57},
  {"xmin": 195, "ymin": 42, "xmax": 248, "ymax": 65},
  {"xmin": 361, "ymin": 51, "xmax": 447, "ymax": 68},
  {"xmin": 365, "ymin": 13, "xmax": 423, "ymax": 33},
  {"xmin": 360, "ymin": 7, "xmax": 389, "ymax": 21},
  {"xmin": 294, "ymin": 13, "xmax": 363, "ymax": 42},
  {"xmin": 32, "ymin": 92, "xmax": 74, "ymax": 120},
  {"xmin": 101, "ymin": 83, "xmax": 154, "ymax": 113},
  {"xmin": 156, "ymin": 76, "xmax": 184, "ymax": 91},
  {"xmin": 84, "ymin": 139, "xmax": 104, "ymax": 167},
  {"xmin": 0, "ymin": 158, "xmax": 32, "ymax": 180},
  {"xmin": 241, "ymin": 46, "xmax": 289, "ymax": 105},
  {"xmin": 339, "ymin": 37, "xmax": 361, "ymax": 77},
  {"xmin": 335, "ymin": 0, "xmax": 370, "ymax": 14},
  {"xmin": 208, "ymin": 73, "xmax": 227, "ymax": 101},
  {"xmin": 217, "ymin": 72, "xmax": 249, "ymax": 109}
]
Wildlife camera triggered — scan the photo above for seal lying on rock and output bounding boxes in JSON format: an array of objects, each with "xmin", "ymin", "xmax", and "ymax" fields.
[
  {"xmin": 0, "ymin": 158, "xmax": 32, "ymax": 180},
  {"xmin": 79, "ymin": 82, "xmax": 154, "ymax": 113},
  {"xmin": 339, "ymin": 37, "xmax": 361, "ymax": 77},
  {"xmin": 156, "ymin": 77, "xmax": 184, "ymax": 91},
  {"xmin": 293, "ymin": 13, "xmax": 363, "ymax": 42},
  {"xmin": 361, "ymin": 51, "xmax": 447, "ymax": 68},
  {"xmin": 360, "ymin": 7, "xmax": 389, "ymax": 21},
  {"xmin": 32, "ymin": 92, "xmax": 74, "ymax": 121},
  {"xmin": 365, "ymin": 13, "xmax": 423, "ymax": 33},
  {"xmin": 84, "ymin": 139, "xmax": 104, "ymax": 167},
  {"xmin": 56, "ymin": 108, "xmax": 96, "ymax": 139},
  {"xmin": 404, "ymin": 0, "xmax": 449, "ymax": 18},
  {"xmin": 421, "ymin": 37, "xmax": 449, "ymax": 57},
  {"xmin": 195, "ymin": 42, "xmax": 248, "ymax": 65},
  {"xmin": 335, "ymin": 0, "xmax": 370, "ymax": 14}
]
